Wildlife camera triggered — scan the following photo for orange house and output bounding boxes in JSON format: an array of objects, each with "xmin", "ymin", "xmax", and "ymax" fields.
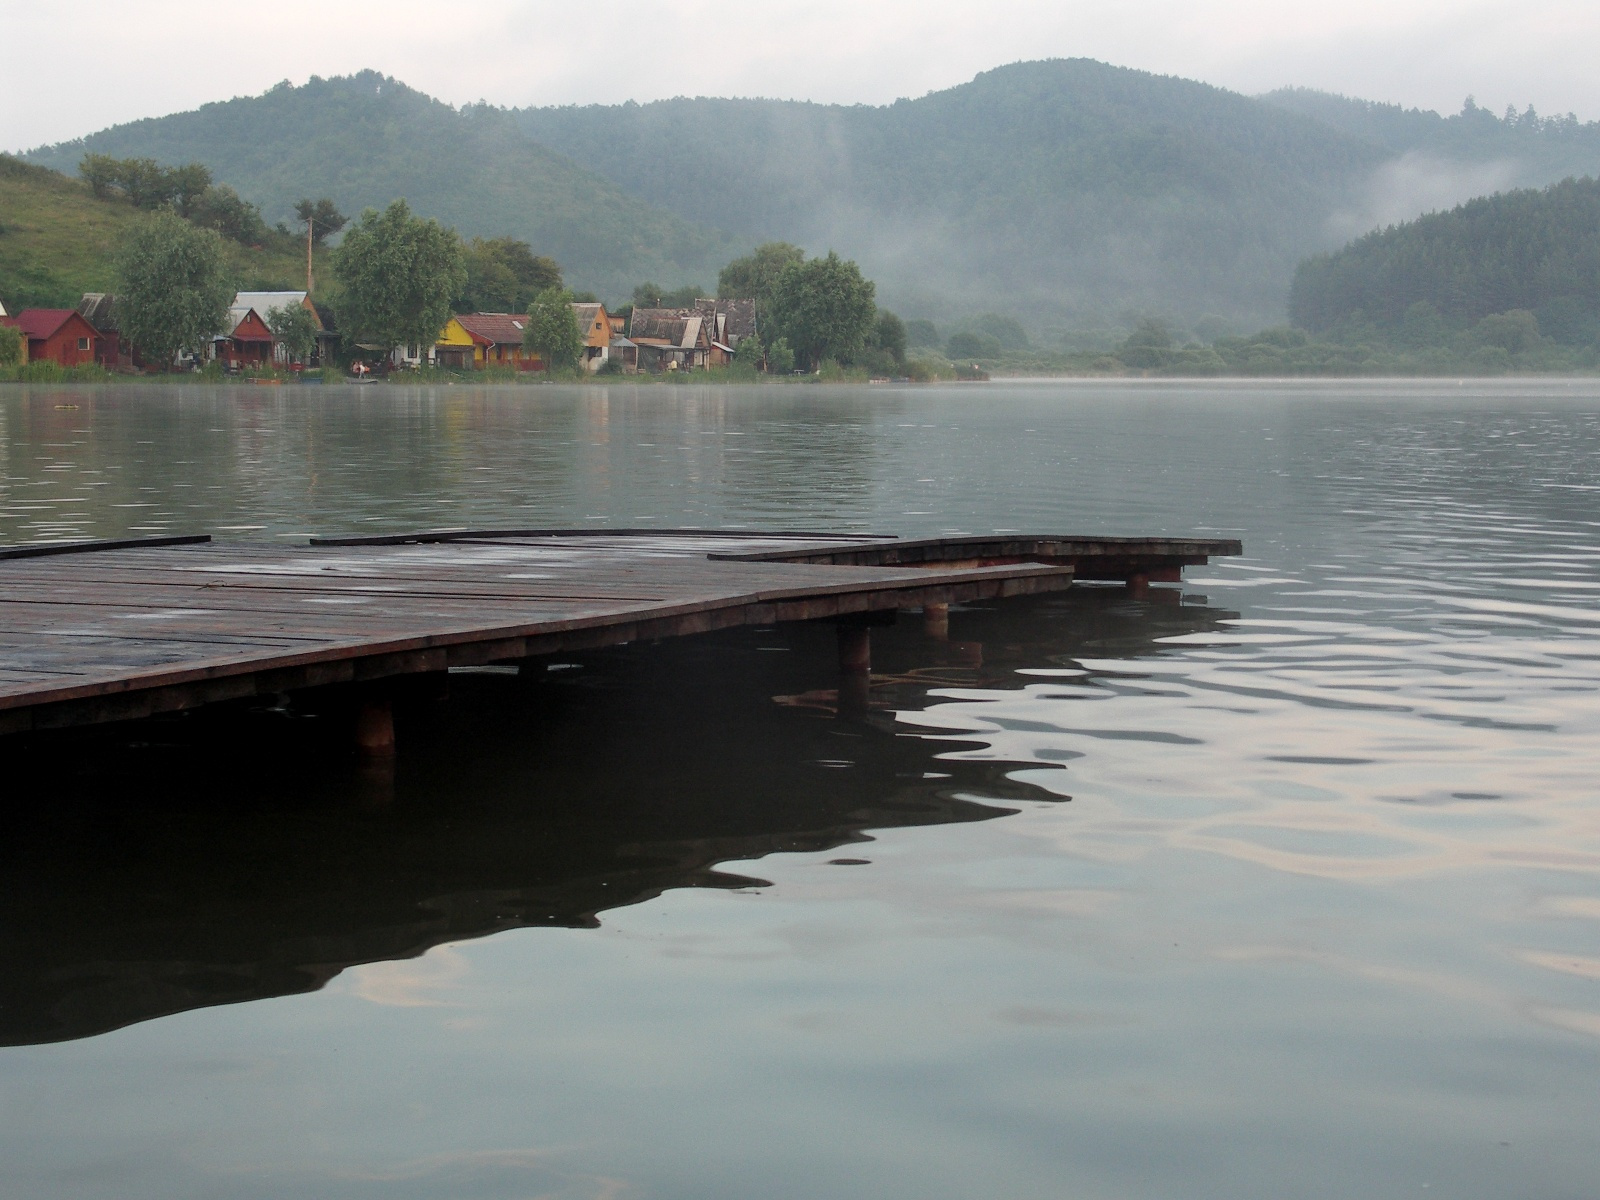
[{"xmin": 11, "ymin": 309, "xmax": 101, "ymax": 367}]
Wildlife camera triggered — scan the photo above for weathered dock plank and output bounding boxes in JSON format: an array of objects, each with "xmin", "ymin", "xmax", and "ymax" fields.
[{"xmin": 0, "ymin": 529, "xmax": 1239, "ymax": 734}]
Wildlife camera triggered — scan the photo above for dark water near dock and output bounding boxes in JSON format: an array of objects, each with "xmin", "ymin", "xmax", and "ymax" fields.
[{"xmin": 1, "ymin": 380, "xmax": 1598, "ymax": 1199}]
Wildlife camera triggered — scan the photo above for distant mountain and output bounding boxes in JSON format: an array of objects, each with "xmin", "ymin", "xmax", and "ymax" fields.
[
  {"xmin": 517, "ymin": 59, "xmax": 1390, "ymax": 328},
  {"xmin": 26, "ymin": 61, "xmax": 1600, "ymax": 332},
  {"xmin": 25, "ymin": 72, "xmax": 736, "ymax": 300}
]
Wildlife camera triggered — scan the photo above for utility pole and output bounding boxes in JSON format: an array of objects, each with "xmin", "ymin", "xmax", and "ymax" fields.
[{"xmin": 306, "ymin": 214, "xmax": 314, "ymax": 296}]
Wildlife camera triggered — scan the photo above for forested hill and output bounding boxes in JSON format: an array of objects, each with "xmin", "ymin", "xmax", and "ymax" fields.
[
  {"xmin": 516, "ymin": 59, "xmax": 1390, "ymax": 326},
  {"xmin": 24, "ymin": 73, "xmax": 736, "ymax": 299},
  {"xmin": 1290, "ymin": 177, "xmax": 1600, "ymax": 341},
  {"xmin": 1262, "ymin": 88, "xmax": 1600, "ymax": 181}
]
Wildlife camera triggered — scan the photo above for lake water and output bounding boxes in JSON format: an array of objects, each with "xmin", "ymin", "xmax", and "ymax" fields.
[{"xmin": 1, "ymin": 379, "xmax": 1597, "ymax": 1200}]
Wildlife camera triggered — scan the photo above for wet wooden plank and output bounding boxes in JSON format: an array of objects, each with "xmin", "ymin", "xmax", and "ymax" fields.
[{"xmin": 0, "ymin": 534, "xmax": 212, "ymax": 561}]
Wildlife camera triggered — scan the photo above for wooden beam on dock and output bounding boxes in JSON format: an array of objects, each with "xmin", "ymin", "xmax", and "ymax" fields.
[{"xmin": 707, "ymin": 533, "xmax": 1241, "ymax": 582}]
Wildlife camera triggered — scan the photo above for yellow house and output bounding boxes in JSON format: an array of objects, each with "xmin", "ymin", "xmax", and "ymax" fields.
[
  {"xmin": 434, "ymin": 316, "xmax": 478, "ymax": 369},
  {"xmin": 434, "ymin": 313, "xmax": 542, "ymax": 370}
]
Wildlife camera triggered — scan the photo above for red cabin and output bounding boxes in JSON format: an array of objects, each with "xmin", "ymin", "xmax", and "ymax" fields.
[
  {"xmin": 11, "ymin": 309, "xmax": 101, "ymax": 368},
  {"xmin": 217, "ymin": 307, "xmax": 275, "ymax": 369}
]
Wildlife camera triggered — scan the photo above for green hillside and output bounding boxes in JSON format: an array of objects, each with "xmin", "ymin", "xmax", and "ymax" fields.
[
  {"xmin": 0, "ymin": 154, "xmax": 316, "ymax": 311},
  {"xmin": 1290, "ymin": 176, "xmax": 1600, "ymax": 342},
  {"xmin": 25, "ymin": 73, "xmax": 737, "ymax": 300},
  {"xmin": 515, "ymin": 59, "xmax": 1390, "ymax": 328}
]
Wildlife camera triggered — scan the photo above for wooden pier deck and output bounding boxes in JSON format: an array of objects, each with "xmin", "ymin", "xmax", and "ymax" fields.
[{"xmin": 0, "ymin": 529, "xmax": 1240, "ymax": 736}]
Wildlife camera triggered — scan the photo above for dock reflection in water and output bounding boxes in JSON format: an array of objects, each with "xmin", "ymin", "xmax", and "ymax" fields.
[{"xmin": 0, "ymin": 590, "xmax": 1221, "ymax": 1047}]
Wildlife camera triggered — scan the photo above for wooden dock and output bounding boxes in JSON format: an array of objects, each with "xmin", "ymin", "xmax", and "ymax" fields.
[{"xmin": 0, "ymin": 529, "xmax": 1240, "ymax": 738}]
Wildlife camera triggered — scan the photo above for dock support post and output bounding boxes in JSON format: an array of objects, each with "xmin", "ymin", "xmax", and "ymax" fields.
[
  {"xmin": 838, "ymin": 625, "xmax": 871, "ymax": 674},
  {"xmin": 837, "ymin": 625, "xmax": 871, "ymax": 717},
  {"xmin": 1125, "ymin": 572, "xmax": 1150, "ymax": 598},
  {"xmin": 923, "ymin": 603, "xmax": 949, "ymax": 641},
  {"xmin": 354, "ymin": 697, "xmax": 395, "ymax": 760}
]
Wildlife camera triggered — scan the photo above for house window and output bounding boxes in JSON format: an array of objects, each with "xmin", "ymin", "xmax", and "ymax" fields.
[{"xmin": 78, "ymin": 337, "xmax": 89, "ymax": 350}]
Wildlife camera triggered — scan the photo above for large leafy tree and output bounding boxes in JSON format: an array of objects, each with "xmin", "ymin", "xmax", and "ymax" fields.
[
  {"xmin": 332, "ymin": 200, "xmax": 466, "ymax": 357},
  {"xmin": 766, "ymin": 251, "xmax": 877, "ymax": 369},
  {"xmin": 460, "ymin": 237, "xmax": 562, "ymax": 312},
  {"xmin": 114, "ymin": 210, "xmax": 232, "ymax": 368},
  {"xmin": 522, "ymin": 287, "xmax": 584, "ymax": 372},
  {"xmin": 717, "ymin": 242, "xmax": 804, "ymax": 310}
]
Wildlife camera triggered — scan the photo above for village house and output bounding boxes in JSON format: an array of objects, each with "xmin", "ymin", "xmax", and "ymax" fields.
[
  {"xmin": 5, "ymin": 309, "xmax": 102, "ymax": 368},
  {"xmin": 434, "ymin": 313, "xmax": 542, "ymax": 370},
  {"xmin": 231, "ymin": 291, "xmax": 338, "ymax": 365},
  {"xmin": 572, "ymin": 302, "xmax": 614, "ymax": 372},
  {"xmin": 628, "ymin": 308, "xmax": 712, "ymax": 372},
  {"xmin": 695, "ymin": 298, "xmax": 757, "ymax": 365}
]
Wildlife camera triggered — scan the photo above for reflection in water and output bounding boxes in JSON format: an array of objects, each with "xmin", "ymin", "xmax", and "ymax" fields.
[
  {"xmin": 0, "ymin": 592, "xmax": 1227, "ymax": 1046},
  {"xmin": 2, "ymin": 381, "xmax": 1599, "ymax": 1200}
]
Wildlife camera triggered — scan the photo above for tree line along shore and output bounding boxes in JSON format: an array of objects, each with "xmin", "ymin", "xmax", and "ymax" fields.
[{"xmin": 5, "ymin": 151, "xmax": 1600, "ymax": 382}]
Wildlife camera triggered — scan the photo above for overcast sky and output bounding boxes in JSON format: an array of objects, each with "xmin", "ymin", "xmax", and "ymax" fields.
[{"xmin": 3, "ymin": 0, "xmax": 1598, "ymax": 151}]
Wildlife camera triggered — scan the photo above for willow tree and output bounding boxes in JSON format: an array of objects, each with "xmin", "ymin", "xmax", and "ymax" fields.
[
  {"xmin": 114, "ymin": 210, "xmax": 232, "ymax": 368},
  {"xmin": 332, "ymin": 200, "xmax": 465, "ymax": 359}
]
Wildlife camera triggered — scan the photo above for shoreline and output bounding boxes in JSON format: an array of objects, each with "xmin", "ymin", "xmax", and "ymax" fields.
[{"xmin": 9, "ymin": 366, "xmax": 1600, "ymax": 388}]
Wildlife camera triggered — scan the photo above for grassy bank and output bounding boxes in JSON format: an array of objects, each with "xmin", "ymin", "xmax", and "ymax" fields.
[{"xmin": 0, "ymin": 155, "xmax": 324, "ymax": 310}]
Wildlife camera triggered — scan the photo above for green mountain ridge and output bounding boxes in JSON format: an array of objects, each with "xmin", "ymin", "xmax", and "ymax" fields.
[
  {"xmin": 516, "ymin": 59, "xmax": 1392, "ymax": 327},
  {"xmin": 1260, "ymin": 87, "xmax": 1600, "ymax": 175},
  {"xmin": 23, "ymin": 60, "xmax": 1600, "ymax": 331},
  {"xmin": 24, "ymin": 72, "xmax": 736, "ymax": 301}
]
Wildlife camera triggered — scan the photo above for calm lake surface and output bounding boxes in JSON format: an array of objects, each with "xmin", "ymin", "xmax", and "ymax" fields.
[{"xmin": 1, "ymin": 379, "xmax": 1597, "ymax": 1200}]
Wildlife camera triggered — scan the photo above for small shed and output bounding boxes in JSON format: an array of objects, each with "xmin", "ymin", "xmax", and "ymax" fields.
[{"xmin": 608, "ymin": 335, "xmax": 639, "ymax": 374}]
